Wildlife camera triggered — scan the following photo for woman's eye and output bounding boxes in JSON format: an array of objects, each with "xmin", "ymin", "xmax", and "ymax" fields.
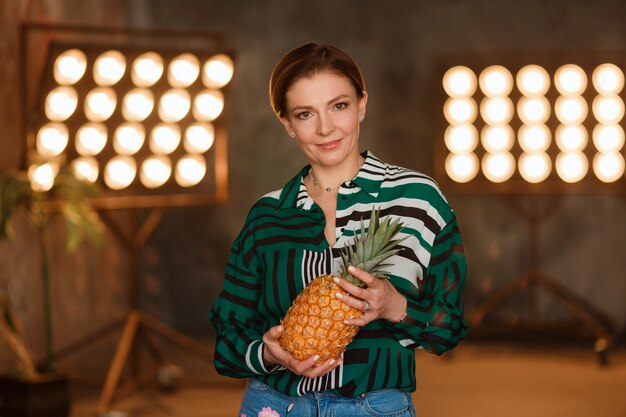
[
  {"xmin": 334, "ymin": 102, "xmax": 348, "ymax": 111},
  {"xmin": 297, "ymin": 111, "xmax": 312, "ymax": 119}
]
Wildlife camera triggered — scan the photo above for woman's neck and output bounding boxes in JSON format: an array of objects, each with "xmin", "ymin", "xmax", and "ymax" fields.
[{"xmin": 308, "ymin": 153, "xmax": 364, "ymax": 193}]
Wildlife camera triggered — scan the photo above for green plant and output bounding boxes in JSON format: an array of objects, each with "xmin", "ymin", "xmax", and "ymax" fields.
[{"xmin": 0, "ymin": 168, "xmax": 104, "ymax": 375}]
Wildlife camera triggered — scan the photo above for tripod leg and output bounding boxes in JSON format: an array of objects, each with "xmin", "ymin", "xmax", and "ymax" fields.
[
  {"xmin": 469, "ymin": 273, "xmax": 533, "ymax": 326},
  {"xmin": 138, "ymin": 312, "xmax": 213, "ymax": 360},
  {"xmin": 534, "ymin": 274, "xmax": 612, "ymax": 339},
  {"xmin": 97, "ymin": 311, "xmax": 141, "ymax": 413},
  {"xmin": 533, "ymin": 273, "xmax": 612, "ymax": 365}
]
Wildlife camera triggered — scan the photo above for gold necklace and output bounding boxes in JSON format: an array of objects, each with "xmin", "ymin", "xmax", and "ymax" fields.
[
  {"xmin": 308, "ymin": 158, "xmax": 364, "ymax": 192},
  {"xmin": 308, "ymin": 168, "xmax": 341, "ymax": 192}
]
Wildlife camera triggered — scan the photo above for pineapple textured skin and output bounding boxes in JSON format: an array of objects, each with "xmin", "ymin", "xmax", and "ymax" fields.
[
  {"xmin": 279, "ymin": 208, "xmax": 404, "ymax": 362},
  {"xmin": 279, "ymin": 275, "xmax": 361, "ymax": 362}
]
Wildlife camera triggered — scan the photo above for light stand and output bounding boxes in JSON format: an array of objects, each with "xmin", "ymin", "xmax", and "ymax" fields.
[
  {"xmin": 468, "ymin": 195, "xmax": 613, "ymax": 365},
  {"xmin": 95, "ymin": 208, "xmax": 214, "ymax": 412},
  {"xmin": 19, "ymin": 23, "xmax": 233, "ymax": 413},
  {"xmin": 435, "ymin": 58, "xmax": 625, "ymax": 365}
]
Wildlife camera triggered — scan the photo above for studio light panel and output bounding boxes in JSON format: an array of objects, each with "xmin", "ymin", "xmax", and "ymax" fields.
[
  {"xmin": 29, "ymin": 45, "xmax": 233, "ymax": 195},
  {"xmin": 442, "ymin": 63, "xmax": 626, "ymax": 188}
]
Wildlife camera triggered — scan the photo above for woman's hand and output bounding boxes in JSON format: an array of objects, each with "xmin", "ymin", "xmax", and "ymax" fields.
[
  {"xmin": 262, "ymin": 325, "xmax": 342, "ymax": 378},
  {"xmin": 333, "ymin": 265, "xmax": 407, "ymax": 326}
]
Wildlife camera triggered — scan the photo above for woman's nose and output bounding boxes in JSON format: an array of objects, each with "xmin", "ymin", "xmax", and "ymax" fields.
[{"xmin": 316, "ymin": 114, "xmax": 334, "ymax": 136}]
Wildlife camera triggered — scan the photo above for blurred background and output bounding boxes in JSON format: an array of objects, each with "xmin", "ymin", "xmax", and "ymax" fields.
[{"xmin": 0, "ymin": 1, "xmax": 625, "ymax": 416}]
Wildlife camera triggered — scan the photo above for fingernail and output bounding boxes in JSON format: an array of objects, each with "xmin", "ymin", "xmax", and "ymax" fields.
[
  {"xmin": 344, "ymin": 320, "xmax": 350, "ymax": 325},
  {"xmin": 329, "ymin": 359, "xmax": 336, "ymax": 365},
  {"xmin": 335, "ymin": 292, "xmax": 343, "ymax": 299},
  {"xmin": 277, "ymin": 325, "xmax": 283, "ymax": 332},
  {"xmin": 333, "ymin": 277, "xmax": 340, "ymax": 283},
  {"xmin": 313, "ymin": 355, "xmax": 320, "ymax": 362},
  {"xmin": 348, "ymin": 265, "xmax": 355, "ymax": 272}
]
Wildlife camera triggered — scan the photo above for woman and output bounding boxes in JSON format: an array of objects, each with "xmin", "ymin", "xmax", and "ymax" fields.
[{"xmin": 209, "ymin": 43, "xmax": 467, "ymax": 416}]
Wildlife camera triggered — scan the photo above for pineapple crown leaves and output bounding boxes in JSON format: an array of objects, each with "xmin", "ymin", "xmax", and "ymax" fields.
[{"xmin": 339, "ymin": 208, "xmax": 407, "ymax": 287}]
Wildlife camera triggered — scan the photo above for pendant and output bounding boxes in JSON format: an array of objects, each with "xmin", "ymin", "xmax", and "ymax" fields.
[{"xmin": 325, "ymin": 187, "xmax": 331, "ymax": 192}]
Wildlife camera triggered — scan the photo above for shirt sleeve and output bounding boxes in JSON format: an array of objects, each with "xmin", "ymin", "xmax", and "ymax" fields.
[
  {"xmin": 208, "ymin": 211, "xmax": 281, "ymax": 378},
  {"xmin": 382, "ymin": 212, "xmax": 467, "ymax": 355}
]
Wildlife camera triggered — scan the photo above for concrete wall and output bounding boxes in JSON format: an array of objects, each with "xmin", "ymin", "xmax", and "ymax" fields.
[{"xmin": 1, "ymin": 0, "xmax": 625, "ymax": 376}]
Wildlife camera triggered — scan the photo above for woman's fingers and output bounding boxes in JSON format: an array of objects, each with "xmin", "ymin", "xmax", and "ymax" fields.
[
  {"xmin": 262, "ymin": 325, "xmax": 342, "ymax": 377},
  {"xmin": 333, "ymin": 265, "xmax": 406, "ymax": 325}
]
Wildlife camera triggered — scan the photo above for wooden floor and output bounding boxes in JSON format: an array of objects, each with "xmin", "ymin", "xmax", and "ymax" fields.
[{"xmin": 69, "ymin": 340, "xmax": 626, "ymax": 417}]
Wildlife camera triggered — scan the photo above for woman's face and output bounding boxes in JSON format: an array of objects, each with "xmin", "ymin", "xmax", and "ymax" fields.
[{"xmin": 280, "ymin": 71, "xmax": 367, "ymax": 169}]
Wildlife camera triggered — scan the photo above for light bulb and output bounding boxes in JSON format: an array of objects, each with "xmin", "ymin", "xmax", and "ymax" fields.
[
  {"xmin": 140, "ymin": 155, "xmax": 172, "ymax": 188},
  {"xmin": 555, "ymin": 152, "xmax": 588, "ymax": 183},
  {"xmin": 76, "ymin": 123, "xmax": 107, "ymax": 156},
  {"xmin": 516, "ymin": 65, "xmax": 550, "ymax": 97},
  {"xmin": 592, "ymin": 63, "xmax": 624, "ymax": 95},
  {"xmin": 93, "ymin": 50, "xmax": 126, "ymax": 87},
  {"xmin": 202, "ymin": 54, "xmax": 234, "ymax": 89},
  {"xmin": 45, "ymin": 86, "xmax": 78, "ymax": 121},
  {"xmin": 114, "ymin": 123, "xmax": 145, "ymax": 155},
  {"xmin": 554, "ymin": 64, "xmax": 587, "ymax": 96},
  {"xmin": 555, "ymin": 96, "xmax": 588, "ymax": 125},
  {"xmin": 443, "ymin": 97, "xmax": 477, "ymax": 124},
  {"xmin": 443, "ymin": 66, "xmax": 477, "ymax": 97},
  {"xmin": 150, "ymin": 123, "xmax": 181, "ymax": 154},
  {"xmin": 193, "ymin": 90, "xmax": 224, "ymax": 122},
  {"xmin": 104, "ymin": 156, "xmax": 136, "ymax": 190},
  {"xmin": 482, "ymin": 152, "xmax": 515, "ymax": 183},
  {"xmin": 72, "ymin": 157, "xmax": 99, "ymax": 182},
  {"xmin": 519, "ymin": 153, "xmax": 551, "ymax": 183},
  {"xmin": 158, "ymin": 89, "xmax": 191, "ymax": 122},
  {"xmin": 592, "ymin": 95, "xmax": 625, "ymax": 124},
  {"xmin": 444, "ymin": 153, "xmax": 479, "ymax": 183},
  {"xmin": 555, "ymin": 125, "xmax": 588, "ymax": 152},
  {"xmin": 85, "ymin": 88, "xmax": 117, "ymax": 122},
  {"xmin": 175, "ymin": 154, "xmax": 207, "ymax": 187},
  {"xmin": 168, "ymin": 53, "xmax": 200, "ymax": 87},
  {"xmin": 122, "ymin": 88, "xmax": 154, "ymax": 122},
  {"xmin": 479, "ymin": 65, "xmax": 513, "ymax": 97},
  {"xmin": 593, "ymin": 152, "xmax": 625, "ymax": 182},
  {"xmin": 518, "ymin": 124, "xmax": 551, "ymax": 153},
  {"xmin": 481, "ymin": 125, "xmax": 514, "ymax": 153},
  {"xmin": 480, "ymin": 97, "xmax": 514, "ymax": 125},
  {"xmin": 184, "ymin": 123, "xmax": 215, "ymax": 153},
  {"xmin": 517, "ymin": 96, "xmax": 550, "ymax": 124},
  {"xmin": 131, "ymin": 52, "xmax": 164, "ymax": 87},
  {"xmin": 28, "ymin": 162, "xmax": 59, "ymax": 192},
  {"xmin": 54, "ymin": 49, "xmax": 87, "ymax": 85},
  {"xmin": 444, "ymin": 124, "xmax": 478, "ymax": 153},
  {"xmin": 36, "ymin": 123, "xmax": 69, "ymax": 157},
  {"xmin": 593, "ymin": 124, "xmax": 625, "ymax": 152}
]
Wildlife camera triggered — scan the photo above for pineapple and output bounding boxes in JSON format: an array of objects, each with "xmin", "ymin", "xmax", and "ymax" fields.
[{"xmin": 279, "ymin": 208, "xmax": 405, "ymax": 363}]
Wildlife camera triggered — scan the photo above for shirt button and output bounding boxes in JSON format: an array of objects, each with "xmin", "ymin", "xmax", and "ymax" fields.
[{"xmin": 341, "ymin": 195, "xmax": 347, "ymax": 200}]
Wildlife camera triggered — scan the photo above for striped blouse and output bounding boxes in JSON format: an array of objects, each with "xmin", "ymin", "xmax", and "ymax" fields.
[{"xmin": 209, "ymin": 151, "xmax": 467, "ymax": 397}]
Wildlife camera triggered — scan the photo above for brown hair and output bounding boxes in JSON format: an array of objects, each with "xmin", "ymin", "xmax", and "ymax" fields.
[{"xmin": 269, "ymin": 43, "xmax": 366, "ymax": 118}]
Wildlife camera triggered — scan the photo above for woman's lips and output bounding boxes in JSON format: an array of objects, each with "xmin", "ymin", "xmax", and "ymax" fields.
[{"xmin": 317, "ymin": 139, "xmax": 341, "ymax": 150}]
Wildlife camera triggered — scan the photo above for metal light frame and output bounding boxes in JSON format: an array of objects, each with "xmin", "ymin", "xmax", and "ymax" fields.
[
  {"xmin": 20, "ymin": 23, "xmax": 231, "ymax": 209},
  {"xmin": 434, "ymin": 53, "xmax": 620, "ymax": 364},
  {"xmin": 19, "ymin": 23, "xmax": 234, "ymax": 411},
  {"xmin": 434, "ymin": 52, "xmax": 626, "ymax": 195}
]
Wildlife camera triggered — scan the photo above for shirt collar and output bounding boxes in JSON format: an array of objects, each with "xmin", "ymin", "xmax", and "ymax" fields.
[{"xmin": 276, "ymin": 151, "xmax": 385, "ymax": 211}]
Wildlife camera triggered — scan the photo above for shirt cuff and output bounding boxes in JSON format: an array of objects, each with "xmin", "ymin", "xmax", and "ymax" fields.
[{"xmin": 245, "ymin": 340, "xmax": 284, "ymax": 375}]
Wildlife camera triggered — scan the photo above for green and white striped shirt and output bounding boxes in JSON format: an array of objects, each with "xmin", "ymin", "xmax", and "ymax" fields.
[{"xmin": 209, "ymin": 151, "xmax": 467, "ymax": 397}]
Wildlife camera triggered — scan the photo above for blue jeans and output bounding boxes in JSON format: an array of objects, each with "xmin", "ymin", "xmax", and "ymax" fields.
[{"xmin": 239, "ymin": 378, "xmax": 416, "ymax": 417}]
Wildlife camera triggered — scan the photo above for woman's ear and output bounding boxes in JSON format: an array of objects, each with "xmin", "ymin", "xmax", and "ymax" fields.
[
  {"xmin": 358, "ymin": 90, "xmax": 368, "ymax": 117},
  {"xmin": 278, "ymin": 115, "xmax": 295, "ymax": 137}
]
